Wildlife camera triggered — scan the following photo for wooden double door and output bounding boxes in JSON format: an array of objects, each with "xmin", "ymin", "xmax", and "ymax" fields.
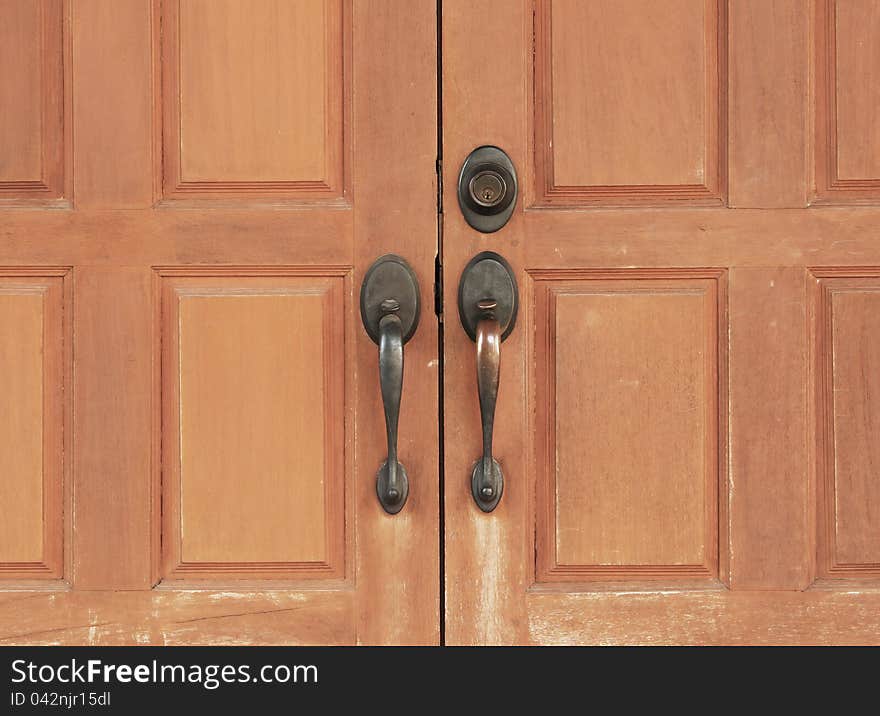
[{"xmin": 2, "ymin": 0, "xmax": 880, "ymax": 645}]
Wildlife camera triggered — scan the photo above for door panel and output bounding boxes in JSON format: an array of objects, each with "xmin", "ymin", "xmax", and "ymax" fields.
[
  {"xmin": 0, "ymin": 0, "xmax": 65, "ymax": 201},
  {"xmin": 161, "ymin": 0, "xmax": 346, "ymax": 199},
  {"xmin": 444, "ymin": 0, "xmax": 880, "ymax": 644},
  {"xmin": 815, "ymin": 0, "xmax": 880, "ymax": 201},
  {"xmin": 158, "ymin": 271, "xmax": 347, "ymax": 581},
  {"xmin": 0, "ymin": 272, "xmax": 68, "ymax": 582},
  {"xmin": 536, "ymin": 0, "xmax": 724, "ymax": 203},
  {"xmin": 532, "ymin": 272, "xmax": 723, "ymax": 584},
  {"xmin": 0, "ymin": 0, "xmax": 438, "ymax": 645},
  {"xmin": 812, "ymin": 271, "xmax": 880, "ymax": 579}
]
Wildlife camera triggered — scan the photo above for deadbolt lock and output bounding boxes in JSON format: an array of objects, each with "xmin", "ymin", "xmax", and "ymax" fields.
[
  {"xmin": 469, "ymin": 170, "xmax": 507, "ymax": 208},
  {"xmin": 457, "ymin": 146, "xmax": 517, "ymax": 233}
]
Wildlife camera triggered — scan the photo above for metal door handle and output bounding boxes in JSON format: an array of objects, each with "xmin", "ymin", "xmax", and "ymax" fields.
[
  {"xmin": 458, "ymin": 253, "xmax": 518, "ymax": 512},
  {"xmin": 360, "ymin": 256, "xmax": 420, "ymax": 514},
  {"xmin": 475, "ymin": 301, "xmax": 502, "ymax": 510}
]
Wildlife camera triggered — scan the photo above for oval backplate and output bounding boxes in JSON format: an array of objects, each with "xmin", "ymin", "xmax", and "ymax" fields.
[
  {"xmin": 360, "ymin": 255, "xmax": 421, "ymax": 345},
  {"xmin": 457, "ymin": 251, "xmax": 519, "ymax": 342}
]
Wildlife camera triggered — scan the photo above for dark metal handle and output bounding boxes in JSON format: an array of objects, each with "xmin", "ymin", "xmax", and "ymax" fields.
[
  {"xmin": 474, "ymin": 301, "xmax": 503, "ymax": 511},
  {"xmin": 458, "ymin": 252, "xmax": 518, "ymax": 513},
  {"xmin": 377, "ymin": 302, "xmax": 408, "ymax": 512},
  {"xmin": 360, "ymin": 255, "xmax": 420, "ymax": 514}
]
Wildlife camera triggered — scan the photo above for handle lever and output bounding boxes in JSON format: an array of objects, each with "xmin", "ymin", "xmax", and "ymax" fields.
[
  {"xmin": 458, "ymin": 253, "xmax": 518, "ymax": 513},
  {"xmin": 360, "ymin": 256, "xmax": 421, "ymax": 514},
  {"xmin": 377, "ymin": 300, "xmax": 406, "ymax": 511},
  {"xmin": 474, "ymin": 300, "xmax": 503, "ymax": 511}
]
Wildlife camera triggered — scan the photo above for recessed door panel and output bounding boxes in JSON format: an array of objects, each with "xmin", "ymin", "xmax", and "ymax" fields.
[{"xmin": 158, "ymin": 272, "xmax": 346, "ymax": 582}]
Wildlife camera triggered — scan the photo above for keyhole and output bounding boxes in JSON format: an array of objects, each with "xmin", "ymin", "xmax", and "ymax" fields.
[{"xmin": 469, "ymin": 170, "xmax": 507, "ymax": 208}]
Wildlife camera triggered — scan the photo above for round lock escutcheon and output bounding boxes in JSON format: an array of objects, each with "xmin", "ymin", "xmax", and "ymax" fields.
[
  {"xmin": 457, "ymin": 146, "xmax": 518, "ymax": 233},
  {"xmin": 469, "ymin": 170, "xmax": 507, "ymax": 208}
]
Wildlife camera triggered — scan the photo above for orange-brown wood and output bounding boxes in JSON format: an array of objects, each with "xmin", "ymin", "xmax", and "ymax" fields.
[
  {"xmin": 815, "ymin": 0, "xmax": 880, "ymax": 202},
  {"xmin": 728, "ymin": 268, "xmax": 809, "ymax": 590},
  {"xmin": 158, "ymin": 271, "xmax": 347, "ymax": 582},
  {"xmin": 161, "ymin": 0, "xmax": 347, "ymax": 201},
  {"xmin": 72, "ymin": 267, "xmax": 154, "ymax": 589},
  {"xmin": 444, "ymin": 0, "xmax": 880, "ymax": 644},
  {"xmin": 533, "ymin": 272, "xmax": 723, "ymax": 583},
  {"xmin": 812, "ymin": 269, "xmax": 880, "ymax": 580},
  {"xmin": 728, "ymin": 0, "xmax": 808, "ymax": 207},
  {"xmin": 0, "ymin": 590, "xmax": 354, "ymax": 646},
  {"xmin": 7, "ymin": 0, "xmax": 880, "ymax": 647},
  {"xmin": 0, "ymin": 0, "xmax": 66, "ymax": 203},
  {"xmin": 71, "ymin": 0, "xmax": 155, "ymax": 208},
  {"xmin": 351, "ymin": 0, "xmax": 439, "ymax": 645},
  {"xmin": 0, "ymin": 0, "xmax": 438, "ymax": 645},
  {"xmin": 533, "ymin": 0, "xmax": 726, "ymax": 205},
  {"xmin": 0, "ymin": 272, "xmax": 68, "ymax": 581}
]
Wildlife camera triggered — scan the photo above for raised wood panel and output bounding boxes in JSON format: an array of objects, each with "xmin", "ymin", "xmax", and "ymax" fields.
[
  {"xmin": 161, "ymin": 0, "xmax": 347, "ymax": 201},
  {"xmin": 533, "ymin": 0, "xmax": 725, "ymax": 206},
  {"xmin": 812, "ymin": 269, "xmax": 880, "ymax": 579},
  {"xmin": 158, "ymin": 268, "xmax": 348, "ymax": 581},
  {"xmin": 532, "ymin": 270, "xmax": 725, "ymax": 582},
  {"xmin": 815, "ymin": 0, "xmax": 880, "ymax": 202},
  {"xmin": 0, "ymin": 0, "xmax": 66, "ymax": 201},
  {"xmin": 0, "ymin": 271, "xmax": 68, "ymax": 580}
]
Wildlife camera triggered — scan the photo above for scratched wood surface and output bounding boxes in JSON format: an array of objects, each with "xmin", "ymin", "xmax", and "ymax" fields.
[
  {"xmin": 442, "ymin": 0, "xmax": 880, "ymax": 644},
  {"xmin": 0, "ymin": 591, "xmax": 353, "ymax": 646},
  {"xmin": 0, "ymin": 0, "xmax": 439, "ymax": 645}
]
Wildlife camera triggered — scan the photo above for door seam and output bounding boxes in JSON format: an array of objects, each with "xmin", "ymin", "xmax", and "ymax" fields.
[{"xmin": 436, "ymin": 0, "xmax": 446, "ymax": 648}]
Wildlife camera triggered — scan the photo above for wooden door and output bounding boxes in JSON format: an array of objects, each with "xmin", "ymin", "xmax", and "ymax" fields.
[
  {"xmin": 443, "ymin": 0, "xmax": 880, "ymax": 645},
  {"xmin": 0, "ymin": 0, "xmax": 438, "ymax": 646}
]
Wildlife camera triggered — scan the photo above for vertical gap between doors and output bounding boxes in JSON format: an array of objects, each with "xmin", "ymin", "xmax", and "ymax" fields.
[{"xmin": 436, "ymin": 0, "xmax": 446, "ymax": 647}]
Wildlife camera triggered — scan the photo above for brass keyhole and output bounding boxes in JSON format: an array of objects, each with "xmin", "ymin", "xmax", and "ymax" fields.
[{"xmin": 469, "ymin": 170, "xmax": 507, "ymax": 208}]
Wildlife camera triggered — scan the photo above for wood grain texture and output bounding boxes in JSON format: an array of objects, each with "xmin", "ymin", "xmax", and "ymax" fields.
[
  {"xmin": 0, "ymin": 590, "xmax": 353, "ymax": 645},
  {"xmin": 444, "ymin": 0, "xmax": 532, "ymax": 645},
  {"xmin": 532, "ymin": 271, "xmax": 724, "ymax": 582},
  {"xmin": 533, "ymin": 0, "xmax": 726, "ymax": 206},
  {"xmin": 8, "ymin": 208, "xmax": 880, "ymax": 267},
  {"xmin": 728, "ymin": 0, "xmax": 808, "ymax": 207},
  {"xmin": 815, "ymin": 0, "xmax": 880, "ymax": 202},
  {"xmin": 728, "ymin": 268, "xmax": 809, "ymax": 589},
  {"xmin": 0, "ymin": 0, "xmax": 66, "ymax": 201},
  {"xmin": 352, "ymin": 0, "xmax": 439, "ymax": 645},
  {"xmin": 72, "ymin": 0, "xmax": 155, "ymax": 208},
  {"xmin": 158, "ymin": 270, "xmax": 347, "ymax": 581},
  {"xmin": 73, "ymin": 268, "xmax": 153, "ymax": 589},
  {"xmin": 0, "ymin": 273, "xmax": 68, "ymax": 580},
  {"xmin": 0, "ymin": 292, "xmax": 46, "ymax": 566},
  {"xmin": 0, "ymin": 0, "xmax": 438, "ymax": 646},
  {"xmin": 444, "ymin": 0, "xmax": 880, "ymax": 644},
  {"xmin": 526, "ymin": 590, "xmax": 880, "ymax": 645},
  {"xmin": 161, "ymin": 0, "xmax": 348, "ymax": 200},
  {"xmin": 812, "ymin": 269, "xmax": 880, "ymax": 579}
]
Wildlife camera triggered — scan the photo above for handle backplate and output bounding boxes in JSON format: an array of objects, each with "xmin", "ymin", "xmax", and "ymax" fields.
[
  {"xmin": 361, "ymin": 255, "xmax": 420, "ymax": 344},
  {"xmin": 457, "ymin": 252, "xmax": 518, "ymax": 341}
]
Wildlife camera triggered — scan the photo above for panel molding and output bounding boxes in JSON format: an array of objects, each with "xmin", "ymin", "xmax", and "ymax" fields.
[
  {"xmin": 154, "ymin": 266, "xmax": 350, "ymax": 583},
  {"xmin": 811, "ymin": 268, "xmax": 880, "ymax": 580},
  {"xmin": 158, "ymin": 0, "xmax": 350, "ymax": 203},
  {"xmin": 529, "ymin": 268, "xmax": 728, "ymax": 584},
  {"xmin": 813, "ymin": 0, "xmax": 880, "ymax": 203},
  {"xmin": 530, "ymin": 0, "xmax": 727, "ymax": 207},
  {"xmin": 0, "ymin": 268, "xmax": 70, "ymax": 582},
  {"xmin": 0, "ymin": 0, "xmax": 68, "ymax": 203}
]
